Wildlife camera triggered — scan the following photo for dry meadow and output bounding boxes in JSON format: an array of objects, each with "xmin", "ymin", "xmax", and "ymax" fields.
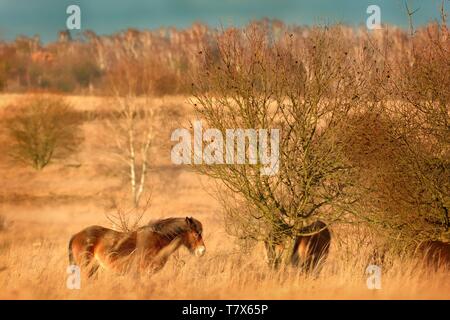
[{"xmin": 0, "ymin": 95, "xmax": 448, "ymax": 300}]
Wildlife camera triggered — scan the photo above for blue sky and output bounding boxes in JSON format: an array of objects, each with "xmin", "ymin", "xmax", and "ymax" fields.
[{"xmin": 0, "ymin": 0, "xmax": 447, "ymax": 42}]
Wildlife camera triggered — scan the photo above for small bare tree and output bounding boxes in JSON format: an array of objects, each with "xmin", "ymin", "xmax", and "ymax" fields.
[
  {"xmin": 344, "ymin": 18, "xmax": 450, "ymax": 245},
  {"xmin": 404, "ymin": 0, "xmax": 420, "ymax": 36},
  {"xmin": 190, "ymin": 23, "xmax": 373, "ymax": 266},
  {"xmin": 103, "ymin": 37, "xmax": 156, "ymax": 209},
  {"xmin": 385, "ymin": 20, "xmax": 449, "ymax": 241},
  {"xmin": 6, "ymin": 94, "xmax": 83, "ymax": 170}
]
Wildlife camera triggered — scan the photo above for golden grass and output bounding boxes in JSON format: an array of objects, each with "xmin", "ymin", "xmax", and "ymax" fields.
[
  {"xmin": 0, "ymin": 95, "xmax": 448, "ymax": 300},
  {"xmin": 0, "ymin": 218, "xmax": 448, "ymax": 300}
]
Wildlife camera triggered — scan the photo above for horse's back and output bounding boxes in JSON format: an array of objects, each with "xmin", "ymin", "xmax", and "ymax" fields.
[{"xmin": 70, "ymin": 225, "xmax": 113, "ymax": 245}]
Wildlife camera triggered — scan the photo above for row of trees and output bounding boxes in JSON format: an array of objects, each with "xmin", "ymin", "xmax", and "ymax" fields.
[
  {"xmin": 0, "ymin": 23, "xmax": 209, "ymax": 94},
  {"xmin": 0, "ymin": 32, "xmax": 102, "ymax": 93},
  {"xmin": 0, "ymin": 19, "xmax": 433, "ymax": 96}
]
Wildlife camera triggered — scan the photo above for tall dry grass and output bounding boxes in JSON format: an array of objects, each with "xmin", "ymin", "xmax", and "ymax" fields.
[{"xmin": 0, "ymin": 217, "xmax": 448, "ymax": 300}]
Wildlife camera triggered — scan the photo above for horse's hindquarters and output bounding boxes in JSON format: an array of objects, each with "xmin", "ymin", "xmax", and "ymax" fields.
[
  {"xmin": 417, "ymin": 241, "xmax": 450, "ymax": 271},
  {"xmin": 291, "ymin": 223, "xmax": 331, "ymax": 273}
]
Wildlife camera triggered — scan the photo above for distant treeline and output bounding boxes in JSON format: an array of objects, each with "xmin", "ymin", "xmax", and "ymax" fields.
[{"xmin": 0, "ymin": 19, "xmax": 445, "ymax": 96}]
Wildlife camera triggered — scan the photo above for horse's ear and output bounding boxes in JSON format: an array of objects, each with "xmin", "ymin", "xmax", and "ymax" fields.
[{"xmin": 186, "ymin": 217, "xmax": 196, "ymax": 229}]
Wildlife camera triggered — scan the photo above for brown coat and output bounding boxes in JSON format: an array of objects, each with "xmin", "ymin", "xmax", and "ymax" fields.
[
  {"xmin": 416, "ymin": 240, "xmax": 450, "ymax": 270},
  {"xmin": 68, "ymin": 217, "xmax": 205, "ymax": 276},
  {"xmin": 291, "ymin": 220, "xmax": 331, "ymax": 272}
]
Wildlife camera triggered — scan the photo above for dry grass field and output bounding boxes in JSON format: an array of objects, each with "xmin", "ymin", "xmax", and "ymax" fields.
[{"xmin": 0, "ymin": 94, "xmax": 449, "ymax": 300}]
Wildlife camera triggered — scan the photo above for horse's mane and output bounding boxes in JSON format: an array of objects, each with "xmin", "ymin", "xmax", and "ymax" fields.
[{"xmin": 144, "ymin": 217, "xmax": 202, "ymax": 239}]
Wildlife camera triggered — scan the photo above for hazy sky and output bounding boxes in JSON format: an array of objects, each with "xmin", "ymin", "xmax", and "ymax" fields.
[{"xmin": 0, "ymin": 0, "xmax": 447, "ymax": 42}]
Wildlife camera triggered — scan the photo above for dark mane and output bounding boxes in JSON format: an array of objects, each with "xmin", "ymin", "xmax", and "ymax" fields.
[{"xmin": 145, "ymin": 217, "xmax": 203, "ymax": 239}]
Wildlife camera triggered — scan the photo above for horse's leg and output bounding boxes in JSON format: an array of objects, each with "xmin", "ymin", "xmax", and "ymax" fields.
[
  {"xmin": 75, "ymin": 248, "xmax": 98, "ymax": 278},
  {"xmin": 139, "ymin": 238, "xmax": 182, "ymax": 275},
  {"xmin": 73, "ymin": 240, "xmax": 100, "ymax": 278},
  {"xmin": 138, "ymin": 251, "xmax": 158, "ymax": 276}
]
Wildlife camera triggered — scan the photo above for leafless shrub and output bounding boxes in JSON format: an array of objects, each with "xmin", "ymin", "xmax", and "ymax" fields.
[
  {"xmin": 5, "ymin": 95, "xmax": 83, "ymax": 170},
  {"xmin": 341, "ymin": 18, "xmax": 449, "ymax": 245},
  {"xmin": 385, "ymin": 22, "xmax": 449, "ymax": 242},
  {"xmin": 105, "ymin": 195, "xmax": 152, "ymax": 232}
]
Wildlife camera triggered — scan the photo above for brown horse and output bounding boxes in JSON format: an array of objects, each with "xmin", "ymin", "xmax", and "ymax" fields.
[
  {"xmin": 68, "ymin": 217, "xmax": 205, "ymax": 277},
  {"xmin": 416, "ymin": 240, "xmax": 450, "ymax": 271},
  {"xmin": 265, "ymin": 220, "xmax": 331, "ymax": 273},
  {"xmin": 291, "ymin": 220, "xmax": 331, "ymax": 273}
]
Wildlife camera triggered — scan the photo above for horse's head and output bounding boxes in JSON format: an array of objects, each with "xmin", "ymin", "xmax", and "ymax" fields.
[{"xmin": 182, "ymin": 217, "xmax": 206, "ymax": 257}]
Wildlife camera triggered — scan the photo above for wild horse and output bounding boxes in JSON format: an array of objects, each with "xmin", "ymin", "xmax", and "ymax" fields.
[
  {"xmin": 265, "ymin": 220, "xmax": 331, "ymax": 273},
  {"xmin": 68, "ymin": 217, "xmax": 206, "ymax": 276}
]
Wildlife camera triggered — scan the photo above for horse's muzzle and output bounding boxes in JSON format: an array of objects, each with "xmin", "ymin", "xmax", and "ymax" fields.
[{"xmin": 195, "ymin": 246, "xmax": 206, "ymax": 257}]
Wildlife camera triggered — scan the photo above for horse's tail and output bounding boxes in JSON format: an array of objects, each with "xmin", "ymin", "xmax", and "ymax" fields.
[{"xmin": 68, "ymin": 236, "xmax": 76, "ymax": 265}]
